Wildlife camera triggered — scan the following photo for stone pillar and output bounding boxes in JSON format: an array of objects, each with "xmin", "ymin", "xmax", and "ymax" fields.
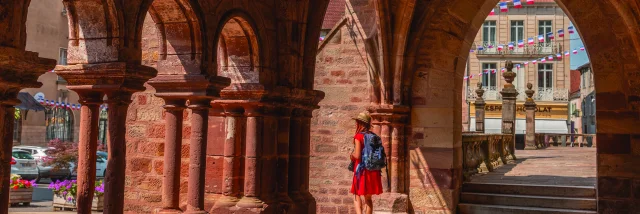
[
  {"xmin": 55, "ymin": 63, "xmax": 156, "ymax": 214},
  {"xmin": 474, "ymin": 82, "xmax": 486, "ymax": 133},
  {"xmin": 276, "ymin": 108, "xmax": 293, "ymax": 211},
  {"xmin": 211, "ymin": 104, "xmax": 244, "ymax": 211},
  {"xmin": 0, "ymin": 103, "xmax": 16, "ymax": 214},
  {"xmin": 185, "ymin": 99, "xmax": 211, "ymax": 214},
  {"xmin": 159, "ymin": 98, "xmax": 186, "ymax": 214},
  {"xmin": 300, "ymin": 110, "xmax": 316, "ymax": 213},
  {"xmin": 237, "ymin": 105, "xmax": 265, "ymax": 210},
  {"xmin": 288, "ymin": 108, "xmax": 306, "ymax": 213},
  {"xmin": 103, "ymin": 91, "xmax": 133, "ymax": 214},
  {"xmin": 76, "ymin": 92, "xmax": 103, "ymax": 213},
  {"xmin": 500, "ymin": 61, "xmax": 518, "ymax": 156},
  {"xmin": 524, "ymin": 83, "xmax": 537, "ymax": 150},
  {"xmin": 369, "ymin": 105, "xmax": 410, "ymax": 213}
]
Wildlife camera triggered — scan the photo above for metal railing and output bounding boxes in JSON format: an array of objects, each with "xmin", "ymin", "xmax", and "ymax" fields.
[
  {"xmin": 466, "ymin": 87, "xmax": 568, "ymax": 102},
  {"xmin": 462, "ymin": 133, "xmax": 515, "ymax": 181},
  {"xmin": 473, "ymin": 41, "xmax": 563, "ymax": 56}
]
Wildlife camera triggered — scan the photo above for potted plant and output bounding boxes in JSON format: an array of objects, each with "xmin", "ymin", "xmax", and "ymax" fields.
[
  {"xmin": 50, "ymin": 179, "xmax": 104, "ymax": 211},
  {"xmin": 9, "ymin": 174, "xmax": 37, "ymax": 206}
]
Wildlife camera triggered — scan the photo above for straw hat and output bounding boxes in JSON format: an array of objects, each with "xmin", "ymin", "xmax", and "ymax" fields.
[{"xmin": 352, "ymin": 111, "xmax": 371, "ymax": 124}]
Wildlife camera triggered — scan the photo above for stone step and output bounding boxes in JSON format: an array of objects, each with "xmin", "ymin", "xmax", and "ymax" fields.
[
  {"xmin": 462, "ymin": 182, "xmax": 596, "ymax": 198},
  {"xmin": 458, "ymin": 204, "xmax": 597, "ymax": 214},
  {"xmin": 460, "ymin": 192, "xmax": 596, "ymax": 211}
]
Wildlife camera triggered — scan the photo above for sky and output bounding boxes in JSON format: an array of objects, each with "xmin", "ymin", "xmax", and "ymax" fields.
[{"xmin": 570, "ymin": 22, "xmax": 590, "ymax": 69}]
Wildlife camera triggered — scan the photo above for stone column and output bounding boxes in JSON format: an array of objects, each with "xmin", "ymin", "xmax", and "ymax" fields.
[
  {"xmin": 369, "ymin": 105, "xmax": 410, "ymax": 213},
  {"xmin": 237, "ymin": 105, "xmax": 264, "ymax": 209},
  {"xmin": 474, "ymin": 82, "xmax": 486, "ymax": 133},
  {"xmin": 500, "ymin": 61, "xmax": 518, "ymax": 157},
  {"xmin": 288, "ymin": 109, "xmax": 305, "ymax": 213},
  {"xmin": 0, "ymin": 102, "xmax": 17, "ymax": 214},
  {"xmin": 76, "ymin": 92, "xmax": 103, "ymax": 213},
  {"xmin": 276, "ymin": 108, "xmax": 293, "ymax": 211},
  {"xmin": 300, "ymin": 110, "xmax": 316, "ymax": 213},
  {"xmin": 185, "ymin": 99, "xmax": 211, "ymax": 214},
  {"xmin": 159, "ymin": 98, "xmax": 186, "ymax": 214},
  {"xmin": 211, "ymin": 104, "xmax": 244, "ymax": 211},
  {"xmin": 524, "ymin": 83, "xmax": 537, "ymax": 150},
  {"xmin": 103, "ymin": 91, "xmax": 133, "ymax": 214}
]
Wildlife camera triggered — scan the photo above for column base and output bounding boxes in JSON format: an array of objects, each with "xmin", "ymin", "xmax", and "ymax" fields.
[
  {"xmin": 373, "ymin": 193, "xmax": 409, "ymax": 214},
  {"xmin": 524, "ymin": 145, "xmax": 538, "ymax": 150},
  {"xmin": 155, "ymin": 208, "xmax": 182, "ymax": 214},
  {"xmin": 183, "ymin": 210, "xmax": 207, "ymax": 214},
  {"xmin": 237, "ymin": 196, "xmax": 265, "ymax": 209},
  {"xmin": 276, "ymin": 193, "xmax": 294, "ymax": 212},
  {"xmin": 212, "ymin": 196, "xmax": 240, "ymax": 208},
  {"xmin": 289, "ymin": 191, "xmax": 309, "ymax": 213}
]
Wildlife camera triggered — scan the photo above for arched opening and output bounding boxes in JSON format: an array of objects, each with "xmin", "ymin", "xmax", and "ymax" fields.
[{"xmin": 216, "ymin": 17, "xmax": 260, "ymax": 85}]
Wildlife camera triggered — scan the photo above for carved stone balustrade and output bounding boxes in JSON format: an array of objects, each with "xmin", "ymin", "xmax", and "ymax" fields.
[{"xmin": 461, "ymin": 133, "xmax": 516, "ymax": 181}]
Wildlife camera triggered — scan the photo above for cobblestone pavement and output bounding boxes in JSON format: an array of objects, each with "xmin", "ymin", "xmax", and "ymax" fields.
[{"xmin": 469, "ymin": 147, "xmax": 596, "ymax": 187}]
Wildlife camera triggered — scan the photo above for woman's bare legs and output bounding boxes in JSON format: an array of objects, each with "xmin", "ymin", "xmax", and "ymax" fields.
[
  {"xmin": 364, "ymin": 195, "xmax": 373, "ymax": 214},
  {"xmin": 353, "ymin": 195, "xmax": 363, "ymax": 214}
]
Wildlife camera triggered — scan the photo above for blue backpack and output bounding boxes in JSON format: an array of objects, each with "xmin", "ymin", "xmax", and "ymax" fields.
[{"xmin": 358, "ymin": 131, "xmax": 387, "ymax": 171}]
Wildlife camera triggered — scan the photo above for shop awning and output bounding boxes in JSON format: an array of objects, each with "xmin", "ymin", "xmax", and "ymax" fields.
[{"xmin": 15, "ymin": 92, "xmax": 46, "ymax": 111}]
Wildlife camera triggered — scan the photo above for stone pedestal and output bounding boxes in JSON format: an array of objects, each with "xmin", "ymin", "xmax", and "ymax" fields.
[
  {"xmin": 500, "ymin": 61, "xmax": 518, "ymax": 156},
  {"xmin": 524, "ymin": 83, "xmax": 537, "ymax": 150},
  {"xmin": 474, "ymin": 82, "xmax": 486, "ymax": 133}
]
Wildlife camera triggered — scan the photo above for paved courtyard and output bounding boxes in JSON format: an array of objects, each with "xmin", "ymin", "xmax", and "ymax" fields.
[{"xmin": 469, "ymin": 147, "xmax": 596, "ymax": 187}]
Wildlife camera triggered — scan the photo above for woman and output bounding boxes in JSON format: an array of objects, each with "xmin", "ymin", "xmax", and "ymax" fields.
[{"xmin": 350, "ymin": 111, "xmax": 383, "ymax": 214}]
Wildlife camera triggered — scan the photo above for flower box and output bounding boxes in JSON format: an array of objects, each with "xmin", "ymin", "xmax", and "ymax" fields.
[
  {"xmin": 9, "ymin": 188, "xmax": 33, "ymax": 206},
  {"xmin": 53, "ymin": 194, "xmax": 104, "ymax": 212}
]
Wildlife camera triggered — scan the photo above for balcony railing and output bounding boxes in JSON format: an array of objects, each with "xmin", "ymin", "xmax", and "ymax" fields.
[
  {"xmin": 462, "ymin": 133, "xmax": 515, "ymax": 181},
  {"xmin": 466, "ymin": 87, "xmax": 569, "ymax": 102},
  {"xmin": 473, "ymin": 41, "xmax": 564, "ymax": 56}
]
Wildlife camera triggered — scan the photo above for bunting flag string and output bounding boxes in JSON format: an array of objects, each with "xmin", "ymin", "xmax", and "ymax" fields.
[{"xmin": 39, "ymin": 99, "xmax": 108, "ymax": 112}]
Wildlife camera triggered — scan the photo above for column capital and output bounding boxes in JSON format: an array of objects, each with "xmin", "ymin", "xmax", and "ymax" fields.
[
  {"xmin": 162, "ymin": 98, "xmax": 187, "ymax": 111},
  {"xmin": 188, "ymin": 98, "xmax": 213, "ymax": 110},
  {"xmin": 368, "ymin": 104, "xmax": 410, "ymax": 125},
  {"xmin": 149, "ymin": 74, "xmax": 230, "ymax": 100},
  {"xmin": 105, "ymin": 91, "xmax": 134, "ymax": 106},
  {"xmin": 77, "ymin": 91, "xmax": 105, "ymax": 105},
  {"xmin": 55, "ymin": 62, "xmax": 157, "ymax": 93}
]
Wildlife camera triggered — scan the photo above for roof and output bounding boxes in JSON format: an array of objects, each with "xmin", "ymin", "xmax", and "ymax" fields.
[
  {"xmin": 570, "ymin": 70, "xmax": 581, "ymax": 94},
  {"xmin": 322, "ymin": 0, "xmax": 345, "ymax": 29},
  {"xmin": 16, "ymin": 92, "xmax": 46, "ymax": 111},
  {"xmin": 576, "ymin": 62, "xmax": 591, "ymax": 71}
]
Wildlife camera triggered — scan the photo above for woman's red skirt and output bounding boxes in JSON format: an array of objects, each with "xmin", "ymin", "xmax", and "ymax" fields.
[{"xmin": 350, "ymin": 161, "xmax": 383, "ymax": 195}]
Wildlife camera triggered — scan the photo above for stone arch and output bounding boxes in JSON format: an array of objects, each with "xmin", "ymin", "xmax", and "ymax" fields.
[
  {"xmin": 142, "ymin": 0, "xmax": 204, "ymax": 75},
  {"xmin": 401, "ymin": 0, "xmax": 640, "ymax": 212},
  {"xmin": 215, "ymin": 13, "xmax": 261, "ymax": 86},
  {"xmin": 62, "ymin": 0, "xmax": 122, "ymax": 64}
]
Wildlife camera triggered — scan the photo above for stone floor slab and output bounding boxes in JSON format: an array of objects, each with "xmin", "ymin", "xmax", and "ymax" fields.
[{"xmin": 469, "ymin": 147, "xmax": 596, "ymax": 187}]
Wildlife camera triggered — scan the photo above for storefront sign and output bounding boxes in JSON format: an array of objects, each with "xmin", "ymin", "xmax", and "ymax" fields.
[
  {"xmin": 34, "ymin": 92, "xmax": 45, "ymax": 103},
  {"xmin": 471, "ymin": 102, "xmax": 567, "ymax": 120}
]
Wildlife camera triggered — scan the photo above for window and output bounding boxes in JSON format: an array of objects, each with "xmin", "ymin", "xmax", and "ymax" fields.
[
  {"xmin": 482, "ymin": 21, "xmax": 497, "ymax": 45},
  {"xmin": 59, "ymin": 48, "xmax": 68, "ymax": 65},
  {"xmin": 45, "ymin": 108, "xmax": 74, "ymax": 142},
  {"xmin": 12, "ymin": 151, "xmax": 34, "ymax": 160},
  {"xmin": 482, "ymin": 63, "xmax": 497, "ymax": 88},
  {"xmin": 538, "ymin": 64, "xmax": 553, "ymax": 89},
  {"xmin": 58, "ymin": 48, "xmax": 68, "ymax": 82},
  {"xmin": 510, "ymin": 21, "xmax": 524, "ymax": 43},
  {"xmin": 538, "ymin": 20, "xmax": 552, "ymax": 43},
  {"xmin": 98, "ymin": 109, "xmax": 108, "ymax": 145},
  {"xmin": 13, "ymin": 111, "xmax": 21, "ymax": 144}
]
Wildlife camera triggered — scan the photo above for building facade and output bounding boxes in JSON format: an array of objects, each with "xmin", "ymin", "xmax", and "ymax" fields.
[
  {"xmin": 569, "ymin": 69, "xmax": 581, "ymax": 137},
  {"xmin": 577, "ymin": 63, "xmax": 596, "ymax": 135},
  {"xmin": 15, "ymin": 0, "xmax": 82, "ymax": 147},
  {"xmin": 465, "ymin": 0, "xmax": 572, "ymax": 134}
]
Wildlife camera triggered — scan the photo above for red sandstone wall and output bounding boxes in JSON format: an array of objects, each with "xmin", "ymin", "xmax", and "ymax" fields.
[{"xmin": 310, "ymin": 22, "xmax": 373, "ymax": 213}]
